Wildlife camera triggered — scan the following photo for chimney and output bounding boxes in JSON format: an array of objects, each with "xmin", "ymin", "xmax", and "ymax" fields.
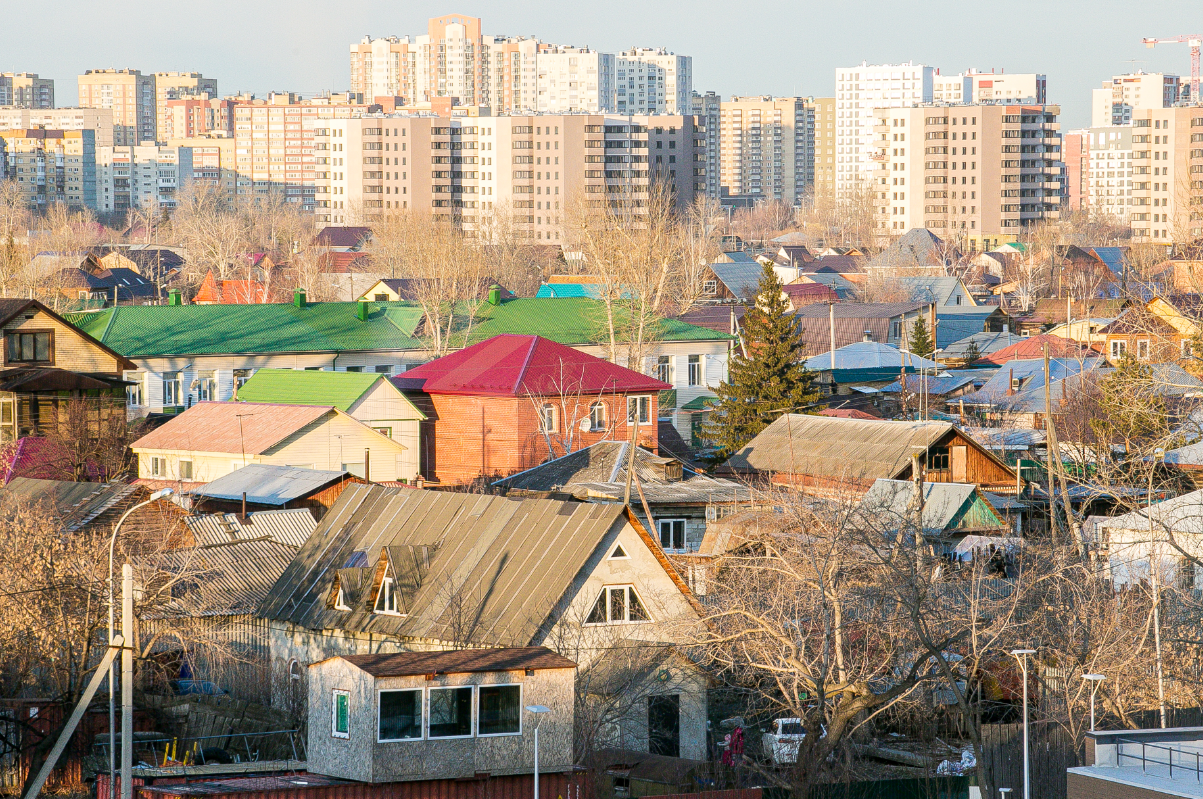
[
  {"xmin": 168, "ymin": 289, "xmax": 182, "ymax": 306},
  {"xmin": 293, "ymin": 288, "xmax": 307, "ymax": 308},
  {"xmin": 863, "ymin": 330, "xmax": 873, "ymax": 342},
  {"xmin": 1007, "ymin": 367, "xmax": 1015, "ymax": 396},
  {"xmin": 357, "ymin": 299, "xmax": 369, "ymax": 321},
  {"xmin": 487, "ymin": 285, "xmax": 501, "ymax": 306}
]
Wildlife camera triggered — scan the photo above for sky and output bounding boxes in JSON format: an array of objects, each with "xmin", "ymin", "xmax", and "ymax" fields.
[{"xmin": 2, "ymin": 0, "xmax": 1199, "ymax": 129}]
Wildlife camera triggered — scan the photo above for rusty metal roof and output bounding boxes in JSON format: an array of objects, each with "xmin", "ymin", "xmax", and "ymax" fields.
[
  {"xmin": 333, "ymin": 646, "xmax": 576, "ymax": 677},
  {"xmin": 132, "ymin": 403, "xmax": 334, "ymax": 454},
  {"xmin": 258, "ymin": 485, "xmax": 632, "ymax": 647}
]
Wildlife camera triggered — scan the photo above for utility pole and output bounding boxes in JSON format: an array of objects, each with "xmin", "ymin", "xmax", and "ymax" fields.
[{"xmin": 121, "ymin": 564, "xmax": 134, "ymax": 799}]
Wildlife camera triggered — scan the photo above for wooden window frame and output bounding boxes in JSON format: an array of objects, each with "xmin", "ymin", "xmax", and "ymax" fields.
[{"xmin": 4, "ymin": 329, "xmax": 54, "ymax": 366}]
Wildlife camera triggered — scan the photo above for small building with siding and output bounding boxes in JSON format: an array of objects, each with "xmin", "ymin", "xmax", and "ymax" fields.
[
  {"xmin": 186, "ymin": 464, "xmax": 358, "ymax": 519},
  {"xmin": 307, "ymin": 648, "xmax": 575, "ymax": 783}
]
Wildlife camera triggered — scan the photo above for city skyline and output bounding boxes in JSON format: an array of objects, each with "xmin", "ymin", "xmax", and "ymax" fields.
[{"xmin": 1, "ymin": 0, "xmax": 1197, "ymax": 127}]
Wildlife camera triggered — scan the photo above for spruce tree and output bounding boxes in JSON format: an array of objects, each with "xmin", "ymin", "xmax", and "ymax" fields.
[
  {"xmin": 963, "ymin": 339, "xmax": 982, "ymax": 364},
  {"xmin": 908, "ymin": 316, "xmax": 934, "ymax": 358},
  {"xmin": 703, "ymin": 262, "xmax": 819, "ymax": 462}
]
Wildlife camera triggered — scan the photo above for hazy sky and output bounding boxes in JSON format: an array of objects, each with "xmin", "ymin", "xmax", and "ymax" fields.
[{"xmin": 2, "ymin": 0, "xmax": 1198, "ymax": 128}]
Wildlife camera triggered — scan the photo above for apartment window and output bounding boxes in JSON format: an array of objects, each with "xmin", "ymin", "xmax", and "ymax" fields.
[
  {"xmin": 656, "ymin": 355, "xmax": 672, "ymax": 384},
  {"xmin": 540, "ymin": 403, "xmax": 557, "ymax": 433},
  {"xmin": 687, "ymin": 355, "xmax": 701, "ymax": 386},
  {"xmin": 378, "ymin": 689, "xmax": 422, "ymax": 741},
  {"xmin": 124, "ymin": 371, "xmax": 144, "ymax": 406},
  {"xmin": 428, "ymin": 687, "xmax": 473, "ymax": 738},
  {"xmin": 658, "ymin": 518, "xmax": 687, "ymax": 551},
  {"xmin": 586, "ymin": 585, "xmax": 651, "ymax": 624},
  {"xmin": 178, "ymin": 460, "xmax": 193, "ymax": 481},
  {"xmin": 478, "ymin": 686, "xmax": 521, "ymax": 736},
  {"xmin": 163, "ymin": 372, "xmax": 183, "ymax": 406},
  {"xmin": 333, "ymin": 690, "xmax": 350, "ymax": 739},
  {"xmin": 1110, "ymin": 340, "xmax": 1128, "ymax": 359},
  {"xmin": 5, "ymin": 331, "xmax": 52, "ymax": 364},
  {"xmin": 195, "ymin": 370, "xmax": 216, "ymax": 402},
  {"xmin": 627, "ymin": 395, "xmax": 651, "ymax": 425},
  {"xmin": 590, "ymin": 401, "xmax": 607, "ymax": 431}
]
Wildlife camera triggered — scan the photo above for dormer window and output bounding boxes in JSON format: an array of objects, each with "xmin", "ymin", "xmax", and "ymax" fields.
[
  {"xmin": 375, "ymin": 575, "xmax": 398, "ymax": 614},
  {"xmin": 335, "ymin": 587, "xmax": 350, "ymax": 611}
]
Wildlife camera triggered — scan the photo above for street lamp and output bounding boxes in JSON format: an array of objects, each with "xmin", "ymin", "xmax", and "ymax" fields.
[
  {"xmin": 1010, "ymin": 649, "xmax": 1037, "ymax": 799},
  {"xmin": 1083, "ymin": 674, "xmax": 1106, "ymax": 732},
  {"xmin": 525, "ymin": 705, "xmax": 550, "ymax": 799},
  {"xmin": 107, "ymin": 488, "xmax": 173, "ymax": 799}
]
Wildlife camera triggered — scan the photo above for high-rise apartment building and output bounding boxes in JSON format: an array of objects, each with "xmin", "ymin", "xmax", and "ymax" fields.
[
  {"xmin": 1121, "ymin": 107, "xmax": 1203, "ymax": 243},
  {"xmin": 0, "ymin": 129, "xmax": 97, "ymax": 210},
  {"xmin": 870, "ymin": 104, "xmax": 1063, "ymax": 249},
  {"xmin": 350, "ymin": 36, "xmax": 413, "ymax": 101},
  {"xmin": 691, "ymin": 91, "xmax": 721, "ymax": 198},
  {"xmin": 835, "ymin": 62, "xmax": 934, "ymax": 195},
  {"xmin": 314, "ymin": 113, "xmax": 707, "ymax": 238},
  {"xmin": 1091, "ymin": 73, "xmax": 1181, "ymax": 127},
  {"xmin": 1083, "ymin": 127, "xmax": 1132, "ymax": 221},
  {"xmin": 718, "ymin": 96, "xmax": 814, "ymax": 205},
  {"xmin": 0, "ymin": 73, "xmax": 54, "ymax": 108},
  {"xmin": 78, "ymin": 69, "xmax": 157, "ymax": 146},
  {"xmin": 1063, "ymin": 130, "xmax": 1089, "ymax": 211},
  {"xmin": 813, "ymin": 97, "xmax": 836, "ymax": 197},
  {"xmin": 168, "ymin": 134, "xmax": 237, "ymax": 201},
  {"xmin": 159, "ymin": 98, "xmax": 234, "ymax": 140},
  {"xmin": 614, "ymin": 48, "xmax": 692, "ymax": 115},
  {"xmin": 933, "ymin": 71, "xmax": 1047, "ymax": 105},
  {"xmin": 0, "ymin": 107, "xmax": 114, "ymax": 148},
  {"xmin": 535, "ymin": 48, "xmax": 614, "ymax": 113},
  {"xmin": 96, "ymin": 143, "xmax": 191, "ymax": 213},
  {"xmin": 153, "ymin": 72, "xmax": 217, "ymax": 141}
]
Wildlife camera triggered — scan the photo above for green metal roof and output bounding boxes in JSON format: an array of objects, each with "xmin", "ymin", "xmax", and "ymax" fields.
[
  {"xmin": 66, "ymin": 298, "xmax": 730, "ymax": 358},
  {"xmin": 680, "ymin": 395, "xmax": 716, "ymax": 412},
  {"xmin": 235, "ymin": 369, "xmax": 404, "ymax": 414}
]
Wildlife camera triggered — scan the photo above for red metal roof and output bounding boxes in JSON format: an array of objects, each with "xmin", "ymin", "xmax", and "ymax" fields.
[
  {"xmin": 817, "ymin": 408, "xmax": 878, "ymax": 420},
  {"xmin": 394, "ymin": 335, "xmax": 670, "ymax": 397},
  {"xmin": 132, "ymin": 403, "xmax": 334, "ymax": 454},
  {"xmin": 975, "ymin": 334, "xmax": 1097, "ymax": 365}
]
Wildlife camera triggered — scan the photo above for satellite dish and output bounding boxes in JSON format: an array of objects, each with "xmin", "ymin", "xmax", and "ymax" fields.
[{"xmin": 579, "ymin": 418, "xmax": 591, "ymax": 433}]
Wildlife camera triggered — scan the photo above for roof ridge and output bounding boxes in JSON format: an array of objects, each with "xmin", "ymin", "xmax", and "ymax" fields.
[{"xmin": 515, "ymin": 334, "xmax": 539, "ymax": 394}]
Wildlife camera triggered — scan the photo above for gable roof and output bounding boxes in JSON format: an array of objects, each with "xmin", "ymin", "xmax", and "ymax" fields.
[
  {"xmin": 0, "ymin": 477, "xmax": 143, "ymax": 531},
  {"xmin": 807, "ymin": 255, "xmax": 865, "ymax": 274},
  {"xmin": 535, "ymin": 282, "xmax": 605, "ymax": 299},
  {"xmin": 258, "ymin": 484, "xmax": 687, "ymax": 646},
  {"xmin": 235, "ymin": 368, "xmax": 424, "ymax": 416},
  {"xmin": 315, "ymin": 226, "xmax": 372, "ymax": 248},
  {"xmin": 190, "ymin": 464, "xmax": 352, "ymax": 506},
  {"xmin": 333, "ymin": 647, "xmax": 577, "ymax": 677},
  {"xmin": 0, "ymin": 298, "xmax": 135, "ymax": 371},
  {"xmin": 939, "ymin": 331, "xmax": 1029, "ymax": 359},
  {"xmin": 394, "ymin": 335, "xmax": 669, "ymax": 396},
  {"xmin": 707, "ymin": 262, "xmax": 763, "ymax": 299},
  {"xmin": 132, "ymin": 402, "xmax": 336, "ymax": 454},
  {"xmin": 956, "ymin": 358, "xmax": 1097, "ymax": 407},
  {"xmin": 866, "ymin": 228, "xmax": 956, "ymax": 269},
  {"xmin": 975, "ymin": 333, "xmax": 1097, "ymax": 365},
  {"xmin": 157, "ymin": 537, "xmax": 302, "ymax": 617},
  {"xmin": 880, "ymin": 370, "xmax": 995, "ymax": 396},
  {"xmin": 802, "ymin": 341, "xmax": 941, "ymax": 373},
  {"xmin": 895, "ymin": 276, "xmax": 973, "ymax": 306},
  {"xmin": 855, "ymin": 478, "xmax": 1006, "ymax": 536},
  {"xmin": 55, "ymin": 266, "xmax": 157, "ymax": 297},
  {"xmin": 1097, "ymin": 489, "xmax": 1203, "ymax": 535}
]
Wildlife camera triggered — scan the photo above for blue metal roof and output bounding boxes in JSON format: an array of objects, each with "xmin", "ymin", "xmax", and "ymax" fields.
[
  {"xmin": 535, "ymin": 283, "xmax": 605, "ymax": 299},
  {"xmin": 880, "ymin": 370, "xmax": 996, "ymax": 395},
  {"xmin": 190, "ymin": 464, "xmax": 349, "ymax": 505},
  {"xmin": 804, "ymin": 341, "xmax": 942, "ymax": 373}
]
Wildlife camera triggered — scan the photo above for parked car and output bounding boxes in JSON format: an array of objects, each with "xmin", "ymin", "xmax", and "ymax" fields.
[{"xmin": 761, "ymin": 718, "xmax": 820, "ymax": 765}]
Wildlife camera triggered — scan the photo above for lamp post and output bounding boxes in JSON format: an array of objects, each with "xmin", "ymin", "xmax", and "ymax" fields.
[
  {"xmin": 525, "ymin": 705, "xmax": 550, "ymax": 799},
  {"xmin": 107, "ymin": 488, "xmax": 173, "ymax": 799},
  {"xmin": 1149, "ymin": 447, "xmax": 1167, "ymax": 729},
  {"xmin": 1010, "ymin": 649, "xmax": 1036, "ymax": 799},
  {"xmin": 1083, "ymin": 674, "xmax": 1106, "ymax": 732}
]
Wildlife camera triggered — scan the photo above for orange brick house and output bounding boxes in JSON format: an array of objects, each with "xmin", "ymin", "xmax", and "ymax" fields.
[{"xmin": 394, "ymin": 335, "xmax": 670, "ymax": 486}]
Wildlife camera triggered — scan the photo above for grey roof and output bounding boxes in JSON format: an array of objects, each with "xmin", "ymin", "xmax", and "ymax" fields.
[
  {"xmin": 156, "ymin": 538, "xmax": 301, "ymax": 617},
  {"xmin": 334, "ymin": 647, "xmax": 577, "ymax": 677},
  {"xmin": 961, "ymin": 426, "xmax": 1046, "ymax": 451},
  {"xmin": 184, "ymin": 508, "xmax": 317, "ymax": 548},
  {"xmin": 723, "ymin": 415, "xmax": 957, "ymax": 481},
  {"xmin": 189, "ymin": 464, "xmax": 350, "ymax": 506},
  {"xmin": 258, "ymin": 485, "xmax": 653, "ymax": 647},
  {"xmin": 0, "ymin": 478, "xmax": 143, "ymax": 532},
  {"xmin": 855, "ymin": 479, "xmax": 1005, "ymax": 537},
  {"xmin": 935, "ymin": 308, "xmax": 1005, "ymax": 348},
  {"xmin": 1098, "ymin": 489, "xmax": 1203, "ymax": 534},
  {"xmin": 866, "ymin": 228, "xmax": 955, "ymax": 269},
  {"xmin": 939, "ymin": 332, "xmax": 1030, "ymax": 359},
  {"xmin": 880, "ymin": 370, "xmax": 995, "ymax": 395},
  {"xmin": 795, "ymin": 272, "xmax": 856, "ymax": 298},
  {"xmin": 803, "ymin": 341, "xmax": 941, "ymax": 372},
  {"xmin": 793, "ymin": 301, "xmax": 928, "ymax": 320},
  {"xmin": 963, "ymin": 362, "xmax": 1201, "ymax": 414},
  {"xmin": 955, "ymin": 358, "xmax": 1097, "ymax": 407},
  {"xmin": 707, "ymin": 262, "xmax": 763, "ymax": 299},
  {"xmin": 895, "ymin": 276, "xmax": 970, "ymax": 307}
]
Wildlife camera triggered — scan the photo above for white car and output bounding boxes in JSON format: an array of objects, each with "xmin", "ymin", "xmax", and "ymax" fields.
[{"xmin": 761, "ymin": 718, "xmax": 808, "ymax": 765}]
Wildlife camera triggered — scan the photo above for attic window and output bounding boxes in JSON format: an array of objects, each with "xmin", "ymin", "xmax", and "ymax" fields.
[
  {"xmin": 335, "ymin": 587, "xmax": 350, "ymax": 611},
  {"xmin": 375, "ymin": 575, "xmax": 399, "ymax": 615},
  {"xmin": 586, "ymin": 585, "xmax": 650, "ymax": 625},
  {"xmin": 609, "ymin": 544, "xmax": 628, "ymax": 559}
]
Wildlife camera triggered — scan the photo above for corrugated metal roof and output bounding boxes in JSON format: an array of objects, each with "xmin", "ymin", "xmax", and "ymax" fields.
[
  {"xmin": 334, "ymin": 646, "xmax": 576, "ymax": 676},
  {"xmin": 396, "ymin": 335, "xmax": 669, "ymax": 397},
  {"xmin": 854, "ymin": 478, "xmax": 1005, "ymax": 536},
  {"xmin": 895, "ymin": 276, "xmax": 969, "ymax": 306},
  {"xmin": 0, "ymin": 477, "xmax": 143, "ymax": 532},
  {"xmin": 939, "ymin": 332, "xmax": 1028, "ymax": 358},
  {"xmin": 535, "ymin": 283, "xmax": 604, "ymax": 299},
  {"xmin": 132, "ymin": 402, "xmax": 334, "ymax": 454},
  {"xmin": 185, "ymin": 508, "xmax": 317, "ymax": 548},
  {"xmin": 794, "ymin": 302, "xmax": 929, "ymax": 320},
  {"xmin": 707, "ymin": 262, "xmax": 763, "ymax": 299},
  {"xmin": 192, "ymin": 464, "xmax": 350, "ymax": 505},
  {"xmin": 1098, "ymin": 489, "xmax": 1203, "ymax": 534},
  {"xmin": 880, "ymin": 371, "xmax": 995, "ymax": 395},
  {"xmin": 976, "ymin": 334, "xmax": 1097, "ymax": 365},
  {"xmin": 158, "ymin": 537, "xmax": 300, "ymax": 616},
  {"xmin": 956, "ymin": 358, "xmax": 1096, "ymax": 407},
  {"xmin": 235, "ymin": 369, "xmax": 383, "ymax": 411},
  {"xmin": 258, "ymin": 485, "xmax": 639, "ymax": 647},
  {"xmin": 803, "ymin": 341, "xmax": 941, "ymax": 372}
]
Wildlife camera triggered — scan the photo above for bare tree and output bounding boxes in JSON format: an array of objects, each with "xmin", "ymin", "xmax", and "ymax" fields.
[{"xmin": 0, "ymin": 180, "xmax": 30, "ymax": 297}]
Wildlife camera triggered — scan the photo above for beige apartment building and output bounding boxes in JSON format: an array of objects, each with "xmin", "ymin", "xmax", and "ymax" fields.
[
  {"xmin": 350, "ymin": 36, "xmax": 413, "ymax": 101},
  {"xmin": 870, "ymin": 104, "xmax": 1064, "ymax": 249},
  {"xmin": 168, "ymin": 134, "xmax": 237, "ymax": 200},
  {"xmin": 154, "ymin": 72, "xmax": 218, "ymax": 140},
  {"xmin": 0, "ymin": 107, "xmax": 114, "ymax": 148},
  {"xmin": 814, "ymin": 97, "xmax": 836, "ymax": 197},
  {"xmin": 0, "ymin": 129, "xmax": 97, "ymax": 210},
  {"xmin": 933, "ymin": 71, "xmax": 1047, "ymax": 105},
  {"xmin": 159, "ymin": 98, "xmax": 234, "ymax": 140},
  {"xmin": 96, "ymin": 143, "xmax": 190, "ymax": 213},
  {"xmin": 1123, "ymin": 107, "xmax": 1203, "ymax": 243},
  {"xmin": 0, "ymin": 73, "xmax": 54, "ymax": 108},
  {"xmin": 78, "ymin": 69, "xmax": 156, "ymax": 146},
  {"xmin": 1092, "ymin": 72, "xmax": 1181, "ymax": 127},
  {"xmin": 718, "ymin": 96, "xmax": 814, "ymax": 205},
  {"xmin": 314, "ymin": 113, "xmax": 707, "ymax": 241}
]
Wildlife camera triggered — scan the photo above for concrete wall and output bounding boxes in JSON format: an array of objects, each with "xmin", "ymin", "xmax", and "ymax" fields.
[{"xmin": 307, "ymin": 657, "xmax": 574, "ymax": 782}]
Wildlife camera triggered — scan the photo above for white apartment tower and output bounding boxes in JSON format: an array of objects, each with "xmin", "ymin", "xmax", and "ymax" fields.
[
  {"xmin": 535, "ymin": 48, "xmax": 614, "ymax": 113},
  {"xmin": 835, "ymin": 62, "xmax": 934, "ymax": 195},
  {"xmin": 1091, "ymin": 73, "xmax": 1181, "ymax": 127},
  {"xmin": 350, "ymin": 36, "xmax": 413, "ymax": 101},
  {"xmin": 615, "ymin": 48, "xmax": 692, "ymax": 115}
]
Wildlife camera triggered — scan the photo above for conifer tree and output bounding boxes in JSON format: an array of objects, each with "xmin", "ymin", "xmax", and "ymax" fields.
[
  {"xmin": 908, "ymin": 316, "xmax": 935, "ymax": 358},
  {"xmin": 963, "ymin": 339, "xmax": 982, "ymax": 365},
  {"xmin": 703, "ymin": 263, "xmax": 819, "ymax": 462}
]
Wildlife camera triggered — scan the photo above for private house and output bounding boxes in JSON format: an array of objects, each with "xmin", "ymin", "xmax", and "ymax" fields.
[
  {"xmin": 792, "ymin": 301, "xmax": 930, "ymax": 353},
  {"xmin": 698, "ymin": 262, "xmax": 763, "ymax": 303},
  {"xmin": 1057, "ymin": 245, "xmax": 1127, "ymax": 297},
  {"xmin": 307, "ymin": 648, "xmax": 575, "ymax": 783},
  {"xmin": 853, "ymin": 478, "xmax": 1013, "ymax": 557},
  {"xmin": 895, "ymin": 276, "xmax": 976, "ymax": 308},
  {"xmin": 0, "ymin": 298, "xmax": 135, "ymax": 444},
  {"xmin": 183, "ymin": 506, "xmax": 317, "ymax": 548},
  {"xmin": 258, "ymin": 484, "xmax": 711, "ymax": 760},
  {"xmin": 974, "ymin": 333, "xmax": 1098, "ymax": 366},
  {"xmin": 192, "ymin": 271, "xmax": 278, "ymax": 304},
  {"xmin": 130, "ymin": 401, "xmax": 414, "ymax": 483},
  {"xmin": 99, "ymin": 246, "xmax": 185, "ymax": 283},
  {"xmin": 51, "ymin": 259, "xmax": 159, "ymax": 307},
  {"xmin": 393, "ymin": 335, "xmax": 670, "ymax": 485},
  {"xmin": 864, "ymin": 229, "xmax": 959, "ymax": 275},
  {"xmin": 66, "ymin": 296, "xmax": 732, "ymax": 441},
  {"xmin": 186, "ymin": 464, "xmax": 359, "ymax": 518},
  {"xmin": 937, "ymin": 332, "xmax": 1028, "ymax": 367},
  {"xmin": 791, "ymin": 271, "xmax": 857, "ymax": 299},
  {"xmin": 801, "ymin": 340, "xmax": 942, "ymax": 396},
  {"xmin": 1097, "ymin": 490, "xmax": 1203, "ymax": 589},
  {"xmin": 0, "ymin": 476, "xmax": 187, "ymax": 538},
  {"xmin": 491, "ymin": 441, "xmax": 750, "ymax": 553},
  {"xmin": 879, "ymin": 371, "xmax": 997, "ymax": 415},
  {"xmin": 1098, "ymin": 296, "xmax": 1201, "ymax": 364},
  {"xmin": 720, "ymin": 415, "xmax": 1019, "ymax": 495},
  {"xmin": 952, "ymin": 358, "xmax": 1098, "ymax": 426},
  {"xmin": 1011, "ymin": 298, "xmax": 1127, "ymax": 336},
  {"xmin": 358, "ymin": 279, "xmax": 513, "ymax": 303},
  {"xmin": 235, "ymin": 368, "xmax": 424, "ymax": 453},
  {"xmin": 781, "ymin": 282, "xmax": 840, "ymax": 310},
  {"xmin": 316, "ymin": 226, "xmax": 373, "ymax": 252}
]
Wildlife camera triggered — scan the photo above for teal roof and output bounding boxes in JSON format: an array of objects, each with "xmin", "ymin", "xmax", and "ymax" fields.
[
  {"xmin": 67, "ymin": 298, "xmax": 729, "ymax": 359},
  {"xmin": 535, "ymin": 283, "xmax": 605, "ymax": 299},
  {"xmin": 234, "ymin": 368, "xmax": 427, "ymax": 418}
]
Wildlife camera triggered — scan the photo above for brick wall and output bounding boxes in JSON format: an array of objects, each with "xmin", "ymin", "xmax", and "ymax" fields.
[{"xmin": 422, "ymin": 391, "xmax": 658, "ymax": 485}]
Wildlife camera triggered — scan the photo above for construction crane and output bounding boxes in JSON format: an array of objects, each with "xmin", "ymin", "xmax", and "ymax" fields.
[{"xmin": 1142, "ymin": 34, "xmax": 1202, "ymax": 103}]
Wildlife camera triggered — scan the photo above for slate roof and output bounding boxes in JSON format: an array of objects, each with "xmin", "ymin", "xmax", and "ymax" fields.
[
  {"xmin": 258, "ymin": 485, "xmax": 676, "ymax": 646},
  {"xmin": 394, "ymin": 335, "xmax": 669, "ymax": 396},
  {"xmin": 676, "ymin": 306, "xmax": 745, "ymax": 336},
  {"xmin": 335, "ymin": 647, "xmax": 577, "ymax": 677},
  {"xmin": 68, "ymin": 298, "xmax": 729, "ymax": 359},
  {"xmin": 707, "ymin": 262, "xmax": 764, "ymax": 299},
  {"xmin": 866, "ymin": 229, "xmax": 956, "ymax": 269},
  {"xmin": 235, "ymin": 369, "xmax": 425, "ymax": 417},
  {"xmin": 0, "ymin": 477, "xmax": 142, "ymax": 531},
  {"xmin": 816, "ymin": 408, "xmax": 878, "ymax": 420},
  {"xmin": 184, "ymin": 507, "xmax": 318, "ymax": 548},
  {"xmin": 880, "ymin": 370, "xmax": 996, "ymax": 395},
  {"xmin": 955, "ymin": 358, "xmax": 1097, "ymax": 407},
  {"xmin": 792, "ymin": 302, "xmax": 928, "ymax": 353},
  {"xmin": 795, "ymin": 272, "xmax": 857, "ymax": 298},
  {"xmin": 158, "ymin": 537, "xmax": 301, "ymax": 617},
  {"xmin": 894, "ymin": 276, "xmax": 971, "ymax": 306},
  {"xmin": 807, "ymin": 255, "xmax": 865, "ymax": 274},
  {"xmin": 132, "ymin": 402, "xmax": 335, "ymax": 454},
  {"xmin": 802, "ymin": 341, "xmax": 941, "ymax": 372},
  {"xmin": 56, "ymin": 267, "xmax": 158, "ymax": 298},
  {"xmin": 190, "ymin": 464, "xmax": 351, "ymax": 506},
  {"xmin": 992, "ymin": 364, "xmax": 1203, "ymax": 415}
]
